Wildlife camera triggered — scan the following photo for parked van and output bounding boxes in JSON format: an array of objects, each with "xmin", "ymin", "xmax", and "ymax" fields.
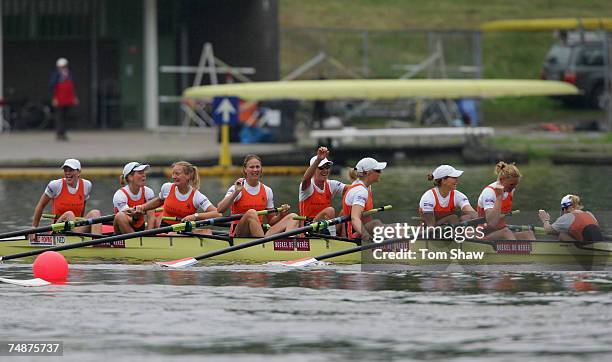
[{"xmin": 540, "ymin": 31, "xmax": 607, "ymax": 109}]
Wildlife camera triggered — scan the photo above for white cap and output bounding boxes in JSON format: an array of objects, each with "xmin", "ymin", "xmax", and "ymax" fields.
[
  {"xmin": 56, "ymin": 58, "xmax": 68, "ymax": 67},
  {"xmin": 61, "ymin": 158, "xmax": 81, "ymax": 171},
  {"xmin": 560, "ymin": 194, "xmax": 574, "ymax": 209},
  {"xmin": 355, "ymin": 157, "xmax": 387, "ymax": 173},
  {"xmin": 123, "ymin": 162, "xmax": 150, "ymax": 178},
  {"xmin": 432, "ymin": 165, "xmax": 464, "ymax": 180},
  {"xmin": 309, "ymin": 156, "xmax": 333, "ymax": 168}
]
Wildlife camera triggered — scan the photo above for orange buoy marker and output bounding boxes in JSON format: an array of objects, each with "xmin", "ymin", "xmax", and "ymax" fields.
[{"xmin": 32, "ymin": 251, "xmax": 69, "ymax": 282}]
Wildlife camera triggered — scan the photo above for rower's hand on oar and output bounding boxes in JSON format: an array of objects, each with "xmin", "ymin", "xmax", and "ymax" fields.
[
  {"xmin": 181, "ymin": 214, "xmax": 198, "ymax": 222},
  {"xmin": 279, "ymin": 204, "xmax": 291, "ymax": 215},
  {"xmin": 538, "ymin": 209, "xmax": 551, "ymax": 223},
  {"xmin": 128, "ymin": 206, "xmax": 145, "ymax": 218},
  {"xmin": 353, "ymin": 229, "xmax": 371, "ymax": 243}
]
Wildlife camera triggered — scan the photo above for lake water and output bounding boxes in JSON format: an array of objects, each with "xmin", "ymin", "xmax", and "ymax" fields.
[{"xmin": 1, "ymin": 164, "xmax": 612, "ymax": 361}]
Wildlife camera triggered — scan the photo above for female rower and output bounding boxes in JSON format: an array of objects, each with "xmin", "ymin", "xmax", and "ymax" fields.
[
  {"xmin": 299, "ymin": 147, "xmax": 346, "ymax": 232},
  {"xmin": 133, "ymin": 161, "xmax": 220, "ymax": 234},
  {"xmin": 419, "ymin": 165, "xmax": 477, "ymax": 226},
  {"xmin": 477, "ymin": 162, "xmax": 535, "ymax": 240},
  {"xmin": 31, "ymin": 159, "xmax": 102, "ymax": 239},
  {"xmin": 341, "ymin": 157, "xmax": 386, "ymax": 241},
  {"xmin": 112, "ymin": 162, "xmax": 156, "ymax": 234},
  {"xmin": 217, "ymin": 154, "xmax": 299, "ymax": 237},
  {"xmin": 538, "ymin": 194, "xmax": 603, "ymax": 242}
]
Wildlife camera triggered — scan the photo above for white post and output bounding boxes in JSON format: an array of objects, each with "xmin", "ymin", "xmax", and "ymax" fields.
[{"xmin": 143, "ymin": 0, "xmax": 158, "ymax": 130}]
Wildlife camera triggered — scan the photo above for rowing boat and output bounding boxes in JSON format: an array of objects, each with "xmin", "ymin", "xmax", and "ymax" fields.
[
  {"xmin": 1, "ymin": 234, "xmax": 611, "ymax": 266},
  {"xmin": 0, "ymin": 234, "xmax": 359, "ymax": 263}
]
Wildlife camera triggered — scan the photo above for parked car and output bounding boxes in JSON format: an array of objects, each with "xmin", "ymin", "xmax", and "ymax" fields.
[{"xmin": 541, "ymin": 34, "xmax": 607, "ymax": 109}]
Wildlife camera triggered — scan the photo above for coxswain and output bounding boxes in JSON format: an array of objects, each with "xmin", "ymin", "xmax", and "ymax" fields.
[{"xmin": 538, "ymin": 194, "xmax": 603, "ymax": 242}]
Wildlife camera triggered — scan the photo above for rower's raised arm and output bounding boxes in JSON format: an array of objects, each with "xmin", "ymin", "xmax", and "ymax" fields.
[{"xmin": 302, "ymin": 147, "xmax": 329, "ymax": 191}]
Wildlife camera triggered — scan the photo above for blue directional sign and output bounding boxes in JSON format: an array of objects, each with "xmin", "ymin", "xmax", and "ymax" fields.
[{"xmin": 212, "ymin": 96, "xmax": 239, "ymax": 126}]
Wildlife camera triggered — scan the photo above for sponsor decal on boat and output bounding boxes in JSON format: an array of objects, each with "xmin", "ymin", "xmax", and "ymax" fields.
[
  {"xmin": 273, "ymin": 238, "xmax": 311, "ymax": 251},
  {"xmin": 30, "ymin": 235, "xmax": 67, "ymax": 246},
  {"xmin": 379, "ymin": 241, "xmax": 409, "ymax": 252},
  {"xmin": 496, "ymin": 241, "xmax": 532, "ymax": 254},
  {"xmin": 93, "ymin": 240, "xmax": 126, "ymax": 248}
]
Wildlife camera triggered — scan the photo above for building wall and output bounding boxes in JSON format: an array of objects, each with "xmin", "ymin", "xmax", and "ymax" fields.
[{"xmin": 2, "ymin": 0, "xmax": 279, "ymax": 129}]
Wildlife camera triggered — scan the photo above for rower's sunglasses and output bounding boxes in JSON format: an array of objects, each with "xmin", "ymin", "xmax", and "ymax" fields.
[
  {"xmin": 318, "ymin": 164, "xmax": 332, "ymax": 170},
  {"xmin": 373, "ymin": 169, "xmax": 382, "ymax": 173}
]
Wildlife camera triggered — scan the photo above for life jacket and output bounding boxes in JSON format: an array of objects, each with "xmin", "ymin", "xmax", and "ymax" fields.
[
  {"xmin": 299, "ymin": 180, "xmax": 332, "ymax": 219},
  {"xmin": 114, "ymin": 186, "xmax": 146, "ymax": 229},
  {"xmin": 419, "ymin": 188, "xmax": 455, "ymax": 221},
  {"xmin": 52, "ymin": 178, "xmax": 85, "ymax": 222},
  {"xmin": 162, "ymin": 184, "xmax": 197, "ymax": 225},
  {"xmin": 230, "ymin": 182, "xmax": 268, "ymax": 235},
  {"xmin": 477, "ymin": 184, "xmax": 512, "ymax": 230},
  {"xmin": 341, "ymin": 182, "xmax": 373, "ymax": 239},
  {"xmin": 568, "ymin": 211, "xmax": 601, "ymax": 242}
]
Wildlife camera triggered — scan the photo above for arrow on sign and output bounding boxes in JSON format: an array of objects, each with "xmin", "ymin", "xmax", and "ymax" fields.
[{"xmin": 215, "ymin": 98, "xmax": 237, "ymax": 123}]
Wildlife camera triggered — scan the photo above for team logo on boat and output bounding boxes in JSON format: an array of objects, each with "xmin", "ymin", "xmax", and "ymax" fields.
[
  {"xmin": 273, "ymin": 238, "xmax": 310, "ymax": 251},
  {"xmin": 496, "ymin": 241, "xmax": 532, "ymax": 254},
  {"xmin": 31, "ymin": 235, "xmax": 55, "ymax": 246}
]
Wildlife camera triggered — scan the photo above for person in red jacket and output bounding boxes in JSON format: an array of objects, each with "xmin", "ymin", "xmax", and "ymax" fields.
[{"xmin": 49, "ymin": 57, "xmax": 79, "ymax": 141}]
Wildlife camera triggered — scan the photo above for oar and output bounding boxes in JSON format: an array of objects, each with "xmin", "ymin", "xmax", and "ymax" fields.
[
  {"xmin": 0, "ymin": 208, "xmax": 283, "ymax": 262},
  {"xmin": 0, "ymin": 214, "xmax": 116, "ymax": 240},
  {"xmin": 507, "ymin": 224, "xmax": 544, "ymax": 233},
  {"xmin": 452, "ymin": 210, "xmax": 520, "ymax": 227},
  {"xmin": 411, "ymin": 210, "xmax": 520, "ymax": 227},
  {"xmin": 156, "ymin": 205, "xmax": 392, "ymax": 268},
  {"xmin": 280, "ymin": 211, "xmax": 521, "ymax": 267},
  {"xmin": 162, "ymin": 217, "xmax": 268, "ymax": 231},
  {"xmin": 281, "ymin": 236, "xmax": 410, "ymax": 267},
  {"xmin": 42, "ymin": 213, "xmax": 87, "ymax": 220},
  {"xmin": 507, "ymin": 224, "xmax": 612, "ymax": 241}
]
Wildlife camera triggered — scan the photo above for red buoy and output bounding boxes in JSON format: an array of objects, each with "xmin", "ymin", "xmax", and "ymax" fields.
[{"xmin": 32, "ymin": 251, "xmax": 69, "ymax": 282}]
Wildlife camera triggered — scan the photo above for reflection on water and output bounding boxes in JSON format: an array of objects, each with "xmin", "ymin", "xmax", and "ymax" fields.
[{"xmin": 3, "ymin": 264, "xmax": 611, "ymax": 294}]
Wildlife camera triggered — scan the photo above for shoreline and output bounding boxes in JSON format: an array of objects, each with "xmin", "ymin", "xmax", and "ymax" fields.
[{"xmin": 1, "ymin": 127, "xmax": 611, "ymax": 178}]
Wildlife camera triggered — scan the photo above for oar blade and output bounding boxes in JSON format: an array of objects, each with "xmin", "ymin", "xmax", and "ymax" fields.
[
  {"xmin": 0, "ymin": 235, "xmax": 26, "ymax": 242},
  {"xmin": 154, "ymin": 257, "xmax": 198, "ymax": 268},
  {"xmin": 278, "ymin": 257, "xmax": 320, "ymax": 267},
  {"xmin": 0, "ymin": 276, "xmax": 51, "ymax": 287}
]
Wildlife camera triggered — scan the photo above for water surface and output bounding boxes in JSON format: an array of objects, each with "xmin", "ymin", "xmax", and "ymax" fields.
[{"xmin": 1, "ymin": 164, "xmax": 612, "ymax": 361}]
